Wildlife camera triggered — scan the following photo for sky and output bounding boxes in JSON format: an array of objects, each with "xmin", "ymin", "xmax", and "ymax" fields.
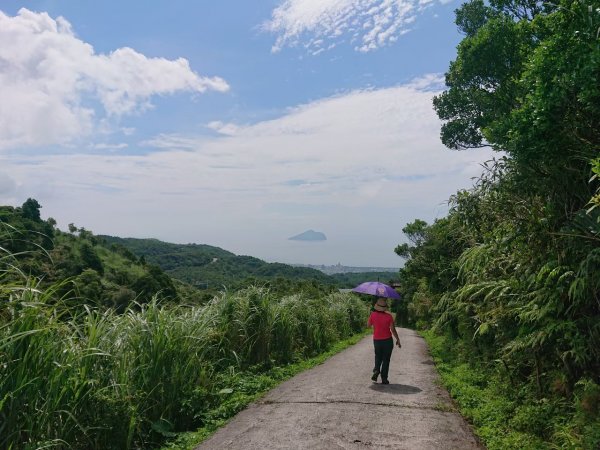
[{"xmin": 0, "ymin": 0, "xmax": 496, "ymax": 267}]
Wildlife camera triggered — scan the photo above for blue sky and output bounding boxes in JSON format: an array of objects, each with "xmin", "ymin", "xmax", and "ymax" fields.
[{"xmin": 0, "ymin": 1, "xmax": 495, "ymax": 266}]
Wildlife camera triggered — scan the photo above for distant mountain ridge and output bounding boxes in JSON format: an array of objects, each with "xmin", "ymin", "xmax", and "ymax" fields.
[{"xmin": 99, "ymin": 236, "xmax": 335, "ymax": 289}]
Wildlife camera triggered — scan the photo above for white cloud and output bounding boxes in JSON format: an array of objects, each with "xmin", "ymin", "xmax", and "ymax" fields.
[
  {"xmin": 2, "ymin": 74, "xmax": 496, "ymax": 266},
  {"xmin": 206, "ymin": 121, "xmax": 241, "ymax": 136},
  {"xmin": 405, "ymin": 72, "xmax": 445, "ymax": 90},
  {"xmin": 91, "ymin": 143, "xmax": 129, "ymax": 150},
  {"xmin": 265, "ymin": 0, "xmax": 448, "ymax": 53},
  {"xmin": 0, "ymin": 8, "xmax": 229, "ymax": 151}
]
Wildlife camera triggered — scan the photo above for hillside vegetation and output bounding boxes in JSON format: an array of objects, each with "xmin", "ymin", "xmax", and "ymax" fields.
[
  {"xmin": 99, "ymin": 236, "xmax": 336, "ymax": 293},
  {"xmin": 0, "ymin": 200, "xmax": 370, "ymax": 449},
  {"xmin": 397, "ymin": 1, "xmax": 600, "ymax": 448},
  {"xmin": 1, "ymin": 200, "xmax": 345, "ymax": 311},
  {"xmin": 0, "ymin": 200, "xmax": 182, "ymax": 310}
]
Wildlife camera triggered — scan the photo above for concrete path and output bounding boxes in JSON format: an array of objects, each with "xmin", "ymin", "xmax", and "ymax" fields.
[{"xmin": 195, "ymin": 328, "xmax": 483, "ymax": 449}]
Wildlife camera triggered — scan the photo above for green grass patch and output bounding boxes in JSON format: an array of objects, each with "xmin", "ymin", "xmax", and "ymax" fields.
[{"xmin": 160, "ymin": 331, "xmax": 369, "ymax": 450}]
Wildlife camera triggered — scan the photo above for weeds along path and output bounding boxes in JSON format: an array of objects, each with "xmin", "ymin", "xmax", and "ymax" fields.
[{"xmin": 194, "ymin": 328, "xmax": 482, "ymax": 449}]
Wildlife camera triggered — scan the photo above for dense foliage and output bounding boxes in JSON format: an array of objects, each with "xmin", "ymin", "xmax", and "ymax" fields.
[
  {"xmin": 0, "ymin": 200, "xmax": 370, "ymax": 448},
  {"xmin": 0, "ymin": 255, "xmax": 368, "ymax": 449},
  {"xmin": 397, "ymin": 0, "xmax": 600, "ymax": 447}
]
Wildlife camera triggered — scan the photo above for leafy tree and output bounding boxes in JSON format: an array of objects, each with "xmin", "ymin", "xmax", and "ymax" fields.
[
  {"xmin": 434, "ymin": 0, "xmax": 598, "ymax": 212},
  {"xmin": 21, "ymin": 198, "xmax": 42, "ymax": 222},
  {"xmin": 395, "ymin": 217, "xmax": 468, "ymax": 327},
  {"xmin": 394, "ymin": 219, "xmax": 429, "ymax": 259},
  {"xmin": 0, "ymin": 200, "xmax": 53, "ymax": 254},
  {"xmin": 0, "ymin": 202, "xmax": 203, "ymax": 310},
  {"xmin": 330, "ymin": 271, "xmax": 398, "ymax": 288}
]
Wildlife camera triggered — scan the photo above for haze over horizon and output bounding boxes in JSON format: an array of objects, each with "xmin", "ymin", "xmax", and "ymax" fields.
[{"xmin": 0, "ymin": 1, "xmax": 496, "ymax": 267}]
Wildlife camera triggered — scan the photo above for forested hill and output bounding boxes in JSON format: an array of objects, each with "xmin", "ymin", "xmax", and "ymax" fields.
[
  {"xmin": 99, "ymin": 235, "xmax": 336, "ymax": 289},
  {"xmin": 0, "ymin": 200, "xmax": 185, "ymax": 309},
  {"xmin": 0, "ymin": 200, "xmax": 338, "ymax": 308}
]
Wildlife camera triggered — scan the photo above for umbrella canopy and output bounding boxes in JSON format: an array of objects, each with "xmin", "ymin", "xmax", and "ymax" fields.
[{"xmin": 352, "ymin": 281, "xmax": 400, "ymax": 299}]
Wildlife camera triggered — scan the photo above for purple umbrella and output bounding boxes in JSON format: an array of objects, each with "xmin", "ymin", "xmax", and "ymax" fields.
[{"xmin": 352, "ymin": 281, "xmax": 401, "ymax": 299}]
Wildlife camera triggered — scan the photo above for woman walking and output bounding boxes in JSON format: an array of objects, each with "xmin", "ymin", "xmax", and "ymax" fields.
[{"xmin": 367, "ymin": 298, "xmax": 401, "ymax": 384}]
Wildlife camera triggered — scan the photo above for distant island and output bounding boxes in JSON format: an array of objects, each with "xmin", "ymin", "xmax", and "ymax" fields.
[{"xmin": 288, "ymin": 229, "xmax": 327, "ymax": 241}]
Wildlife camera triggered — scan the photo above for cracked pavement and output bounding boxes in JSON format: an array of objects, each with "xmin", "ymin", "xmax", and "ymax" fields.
[{"xmin": 194, "ymin": 328, "xmax": 483, "ymax": 449}]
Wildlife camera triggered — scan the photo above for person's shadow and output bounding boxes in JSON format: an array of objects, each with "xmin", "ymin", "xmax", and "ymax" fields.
[{"xmin": 368, "ymin": 383, "xmax": 422, "ymax": 395}]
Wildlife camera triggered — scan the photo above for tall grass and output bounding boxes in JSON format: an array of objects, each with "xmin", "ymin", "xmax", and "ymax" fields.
[{"xmin": 0, "ymin": 258, "xmax": 368, "ymax": 449}]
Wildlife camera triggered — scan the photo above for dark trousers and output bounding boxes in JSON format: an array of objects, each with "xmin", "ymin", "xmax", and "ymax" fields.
[{"xmin": 373, "ymin": 338, "xmax": 394, "ymax": 381}]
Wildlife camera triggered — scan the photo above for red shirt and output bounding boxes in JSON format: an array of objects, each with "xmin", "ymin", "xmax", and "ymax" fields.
[{"xmin": 368, "ymin": 311, "xmax": 394, "ymax": 340}]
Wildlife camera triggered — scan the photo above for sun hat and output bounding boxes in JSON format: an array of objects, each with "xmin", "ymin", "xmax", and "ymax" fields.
[{"xmin": 374, "ymin": 298, "xmax": 388, "ymax": 312}]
